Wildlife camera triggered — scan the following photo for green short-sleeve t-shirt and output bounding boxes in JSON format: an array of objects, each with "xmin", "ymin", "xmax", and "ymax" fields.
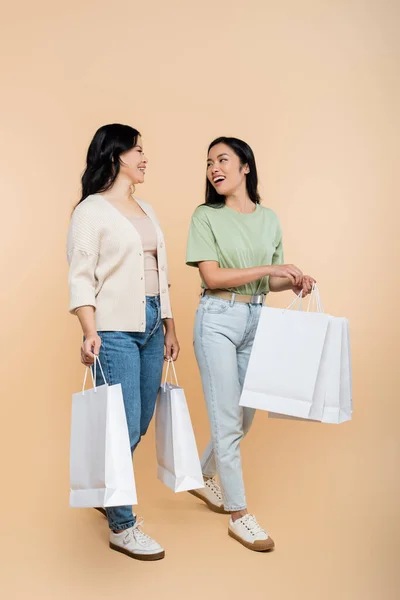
[{"xmin": 186, "ymin": 203, "xmax": 284, "ymax": 295}]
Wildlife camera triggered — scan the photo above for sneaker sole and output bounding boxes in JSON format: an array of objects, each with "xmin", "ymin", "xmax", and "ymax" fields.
[
  {"xmin": 109, "ymin": 542, "xmax": 165, "ymax": 561},
  {"xmin": 228, "ymin": 529, "xmax": 275, "ymax": 552},
  {"xmin": 188, "ymin": 489, "xmax": 230, "ymax": 514}
]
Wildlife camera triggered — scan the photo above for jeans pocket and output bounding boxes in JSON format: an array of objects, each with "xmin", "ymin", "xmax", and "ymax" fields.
[{"xmin": 204, "ymin": 299, "xmax": 229, "ymax": 315}]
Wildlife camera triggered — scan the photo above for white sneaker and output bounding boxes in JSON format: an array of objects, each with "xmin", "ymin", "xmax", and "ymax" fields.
[
  {"xmin": 109, "ymin": 518, "xmax": 165, "ymax": 561},
  {"xmin": 228, "ymin": 514, "xmax": 275, "ymax": 552},
  {"xmin": 189, "ymin": 477, "xmax": 229, "ymax": 514}
]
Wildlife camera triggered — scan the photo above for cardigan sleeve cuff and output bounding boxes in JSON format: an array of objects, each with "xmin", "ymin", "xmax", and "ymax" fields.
[{"xmin": 69, "ymin": 293, "xmax": 96, "ymax": 314}]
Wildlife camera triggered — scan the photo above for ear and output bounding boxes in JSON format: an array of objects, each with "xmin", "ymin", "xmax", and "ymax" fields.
[{"xmin": 243, "ymin": 163, "xmax": 250, "ymax": 175}]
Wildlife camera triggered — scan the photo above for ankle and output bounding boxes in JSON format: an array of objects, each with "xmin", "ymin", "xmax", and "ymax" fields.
[{"xmin": 231, "ymin": 509, "xmax": 248, "ymax": 522}]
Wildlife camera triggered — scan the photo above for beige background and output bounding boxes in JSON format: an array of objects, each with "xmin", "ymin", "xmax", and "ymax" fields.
[{"xmin": 1, "ymin": 1, "xmax": 399, "ymax": 598}]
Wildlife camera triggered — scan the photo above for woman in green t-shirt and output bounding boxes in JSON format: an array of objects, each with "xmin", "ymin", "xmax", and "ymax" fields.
[{"xmin": 186, "ymin": 137, "xmax": 315, "ymax": 552}]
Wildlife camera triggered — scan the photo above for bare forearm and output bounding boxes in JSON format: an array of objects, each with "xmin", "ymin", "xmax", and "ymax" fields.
[
  {"xmin": 75, "ymin": 306, "xmax": 96, "ymax": 336},
  {"xmin": 163, "ymin": 317, "xmax": 176, "ymax": 333},
  {"xmin": 200, "ymin": 264, "xmax": 273, "ymax": 290},
  {"xmin": 269, "ymin": 276, "xmax": 293, "ymax": 292},
  {"xmin": 163, "ymin": 317, "xmax": 180, "ymax": 361}
]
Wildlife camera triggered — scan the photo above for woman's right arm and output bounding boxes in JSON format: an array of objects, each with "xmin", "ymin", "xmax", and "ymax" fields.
[
  {"xmin": 198, "ymin": 261, "xmax": 303, "ymax": 290},
  {"xmin": 67, "ymin": 206, "xmax": 101, "ymax": 366},
  {"xmin": 76, "ymin": 306, "xmax": 101, "ymax": 366}
]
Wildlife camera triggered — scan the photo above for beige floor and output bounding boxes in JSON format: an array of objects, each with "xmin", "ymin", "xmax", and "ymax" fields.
[{"xmin": 2, "ymin": 411, "xmax": 398, "ymax": 600}]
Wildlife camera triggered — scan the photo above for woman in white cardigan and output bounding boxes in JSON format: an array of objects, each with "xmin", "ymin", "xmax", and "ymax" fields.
[{"xmin": 67, "ymin": 124, "xmax": 180, "ymax": 561}]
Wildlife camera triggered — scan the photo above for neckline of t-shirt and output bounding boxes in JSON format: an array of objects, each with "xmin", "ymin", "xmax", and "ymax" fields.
[{"xmin": 222, "ymin": 203, "xmax": 260, "ymax": 216}]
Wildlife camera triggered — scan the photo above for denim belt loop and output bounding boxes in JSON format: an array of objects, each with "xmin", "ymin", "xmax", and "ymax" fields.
[{"xmin": 230, "ymin": 293, "xmax": 235, "ymax": 307}]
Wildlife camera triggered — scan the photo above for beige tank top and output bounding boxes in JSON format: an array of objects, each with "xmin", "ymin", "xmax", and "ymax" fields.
[{"xmin": 130, "ymin": 216, "xmax": 160, "ymax": 296}]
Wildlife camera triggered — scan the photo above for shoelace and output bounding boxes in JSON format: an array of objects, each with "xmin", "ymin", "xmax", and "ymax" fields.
[
  {"xmin": 240, "ymin": 514, "xmax": 267, "ymax": 537},
  {"xmin": 206, "ymin": 477, "xmax": 223, "ymax": 501},
  {"xmin": 124, "ymin": 518, "xmax": 153, "ymax": 546}
]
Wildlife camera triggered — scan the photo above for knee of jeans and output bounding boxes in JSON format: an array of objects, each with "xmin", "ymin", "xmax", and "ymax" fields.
[
  {"xmin": 217, "ymin": 433, "xmax": 243, "ymax": 459},
  {"xmin": 212, "ymin": 426, "xmax": 244, "ymax": 448}
]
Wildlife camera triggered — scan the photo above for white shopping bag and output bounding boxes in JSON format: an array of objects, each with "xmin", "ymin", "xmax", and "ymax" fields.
[
  {"xmin": 308, "ymin": 317, "xmax": 342, "ymax": 421},
  {"xmin": 248, "ymin": 286, "xmax": 352, "ymax": 424},
  {"xmin": 155, "ymin": 361, "xmax": 204, "ymax": 493},
  {"xmin": 320, "ymin": 318, "xmax": 352, "ymax": 424},
  {"xmin": 70, "ymin": 357, "xmax": 137, "ymax": 508},
  {"xmin": 240, "ymin": 290, "xmax": 330, "ymax": 419}
]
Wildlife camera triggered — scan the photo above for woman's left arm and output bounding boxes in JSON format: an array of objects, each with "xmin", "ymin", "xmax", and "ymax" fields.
[
  {"xmin": 268, "ymin": 222, "xmax": 315, "ymax": 295},
  {"xmin": 163, "ymin": 318, "xmax": 180, "ymax": 361},
  {"xmin": 269, "ymin": 277, "xmax": 294, "ymax": 292}
]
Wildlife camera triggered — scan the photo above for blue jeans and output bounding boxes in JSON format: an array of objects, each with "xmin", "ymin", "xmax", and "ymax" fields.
[
  {"xmin": 95, "ymin": 296, "xmax": 164, "ymax": 531},
  {"xmin": 194, "ymin": 295, "xmax": 262, "ymax": 511}
]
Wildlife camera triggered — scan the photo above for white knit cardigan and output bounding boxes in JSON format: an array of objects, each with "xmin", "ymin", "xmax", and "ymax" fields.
[{"xmin": 67, "ymin": 194, "xmax": 173, "ymax": 332}]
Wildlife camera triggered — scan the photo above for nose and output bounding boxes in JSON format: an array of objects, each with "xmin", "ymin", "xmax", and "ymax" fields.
[
  {"xmin": 211, "ymin": 165, "xmax": 220, "ymax": 175},
  {"xmin": 142, "ymin": 153, "xmax": 148, "ymax": 164}
]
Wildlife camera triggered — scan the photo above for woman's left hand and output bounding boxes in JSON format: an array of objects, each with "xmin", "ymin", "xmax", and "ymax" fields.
[
  {"xmin": 164, "ymin": 330, "xmax": 180, "ymax": 362},
  {"xmin": 292, "ymin": 275, "xmax": 316, "ymax": 297}
]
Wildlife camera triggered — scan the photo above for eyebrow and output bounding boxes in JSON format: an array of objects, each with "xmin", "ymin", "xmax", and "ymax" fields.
[{"xmin": 207, "ymin": 153, "xmax": 229, "ymax": 162}]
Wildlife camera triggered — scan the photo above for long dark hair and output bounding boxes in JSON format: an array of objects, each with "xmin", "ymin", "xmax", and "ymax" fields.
[
  {"xmin": 205, "ymin": 137, "xmax": 261, "ymax": 206},
  {"xmin": 76, "ymin": 123, "xmax": 141, "ymax": 206}
]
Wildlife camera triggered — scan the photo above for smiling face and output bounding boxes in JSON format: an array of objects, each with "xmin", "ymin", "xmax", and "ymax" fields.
[
  {"xmin": 119, "ymin": 136, "xmax": 148, "ymax": 184},
  {"xmin": 206, "ymin": 142, "xmax": 250, "ymax": 197}
]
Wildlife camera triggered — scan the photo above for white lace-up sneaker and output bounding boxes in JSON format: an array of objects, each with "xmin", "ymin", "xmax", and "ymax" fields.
[
  {"xmin": 109, "ymin": 518, "xmax": 165, "ymax": 561},
  {"xmin": 188, "ymin": 477, "xmax": 229, "ymax": 514},
  {"xmin": 228, "ymin": 514, "xmax": 275, "ymax": 552}
]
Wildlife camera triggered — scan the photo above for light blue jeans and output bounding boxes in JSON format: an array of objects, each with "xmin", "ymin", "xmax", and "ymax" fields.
[
  {"xmin": 194, "ymin": 295, "xmax": 262, "ymax": 511},
  {"xmin": 95, "ymin": 296, "xmax": 164, "ymax": 531}
]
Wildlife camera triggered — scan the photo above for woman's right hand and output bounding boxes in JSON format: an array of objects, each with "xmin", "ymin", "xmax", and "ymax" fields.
[
  {"xmin": 80, "ymin": 333, "xmax": 102, "ymax": 367},
  {"xmin": 268, "ymin": 264, "xmax": 303, "ymax": 286}
]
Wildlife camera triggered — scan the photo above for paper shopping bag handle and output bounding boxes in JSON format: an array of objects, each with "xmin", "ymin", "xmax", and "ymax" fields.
[
  {"xmin": 283, "ymin": 284, "xmax": 324, "ymax": 314},
  {"xmin": 284, "ymin": 290, "xmax": 303, "ymax": 312},
  {"xmin": 306, "ymin": 283, "xmax": 324, "ymax": 313},
  {"xmin": 82, "ymin": 365, "xmax": 95, "ymax": 394},
  {"xmin": 163, "ymin": 358, "xmax": 179, "ymax": 386},
  {"xmin": 81, "ymin": 355, "xmax": 107, "ymax": 394}
]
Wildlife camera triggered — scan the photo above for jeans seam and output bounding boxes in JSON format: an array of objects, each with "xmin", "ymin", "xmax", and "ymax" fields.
[
  {"xmin": 238, "ymin": 304, "xmax": 253, "ymax": 349},
  {"xmin": 239, "ymin": 304, "xmax": 260, "ymax": 349},
  {"xmin": 99, "ymin": 335, "xmax": 112, "ymax": 385},
  {"xmin": 195, "ymin": 306, "xmax": 213, "ymax": 476},
  {"xmin": 198, "ymin": 307, "xmax": 228, "ymax": 506},
  {"xmin": 145, "ymin": 299, "xmax": 162, "ymax": 342}
]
